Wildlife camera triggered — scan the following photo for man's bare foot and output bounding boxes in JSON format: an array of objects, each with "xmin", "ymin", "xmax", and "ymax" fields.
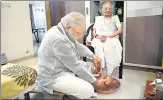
[{"xmin": 104, "ymin": 76, "xmax": 113, "ymax": 85}]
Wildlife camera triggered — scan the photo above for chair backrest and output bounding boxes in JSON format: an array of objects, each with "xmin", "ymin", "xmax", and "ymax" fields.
[
  {"xmin": 83, "ymin": 24, "xmax": 94, "ymax": 45},
  {"xmin": 86, "ymin": 24, "xmax": 94, "ymax": 40}
]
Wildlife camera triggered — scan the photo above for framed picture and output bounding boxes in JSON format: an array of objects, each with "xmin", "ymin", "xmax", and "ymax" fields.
[{"xmin": 115, "ymin": 1, "xmax": 124, "ymax": 22}]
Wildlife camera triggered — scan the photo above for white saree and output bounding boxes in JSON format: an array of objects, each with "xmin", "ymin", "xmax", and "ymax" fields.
[{"xmin": 91, "ymin": 15, "xmax": 122, "ymax": 74}]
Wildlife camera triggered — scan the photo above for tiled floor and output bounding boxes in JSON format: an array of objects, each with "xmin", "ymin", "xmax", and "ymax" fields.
[
  {"xmin": 33, "ymin": 42, "xmax": 40, "ymax": 57},
  {"xmin": 32, "ymin": 29, "xmax": 45, "ymax": 57},
  {"xmin": 13, "ymin": 57, "xmax": 155, "ymax": 99}
]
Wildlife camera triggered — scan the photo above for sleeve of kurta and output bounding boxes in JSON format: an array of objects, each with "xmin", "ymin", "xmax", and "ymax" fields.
[
  {"xmin": 52, "ymin": 39, "xmax": 96, "ymax": 83},
  {"xmin": 114, "ymin": 15, "xmax": 122, "ymax": 28},
  {"xmin": 76, "ymin": 42, "xmax": 94, "ymax": 58}
]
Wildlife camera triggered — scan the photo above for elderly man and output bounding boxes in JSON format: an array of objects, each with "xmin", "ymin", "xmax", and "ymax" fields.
[
  {"xmin": 91, "ymin": 1, "xmax": 123, "ymax": 76},
  {"xmin": 35, "ymin": 12, "xmax": 107, "ymax": 99}
]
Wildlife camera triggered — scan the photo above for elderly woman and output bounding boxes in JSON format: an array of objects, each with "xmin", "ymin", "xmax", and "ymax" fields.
[
  {"xmin": 35, "ymin": 12, "xmax": 109, "ymax": 99},
  {"xmin": 92, "ymin": 1, "xmax": 123, "ymax": 76}
]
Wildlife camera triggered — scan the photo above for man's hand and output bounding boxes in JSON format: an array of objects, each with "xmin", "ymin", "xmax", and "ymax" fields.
[
  {"xmin": 99, "ymin": 72, "xmax": 105, "ymax": 79},
  {"xmin": 92, "ymin": 76, "xmax": 113, "ymax": 90},
  {"xmin": 92, "ymin": 55, "xmax": 102, "ymax": 73}
]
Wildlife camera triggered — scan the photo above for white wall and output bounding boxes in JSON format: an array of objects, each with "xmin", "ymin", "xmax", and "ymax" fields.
[
  {"xmin": 85, "ymin": 1, "xmax": 91, "ymax": 30},
  {"xmin": 127, "ymin": 1, "xmax": 163, "ymax": 10},
  {"xmin": 127, "ymin": 1, "xmax": 163, "ymax": 17},
  {"xmin": 1, "ymin": 1, "xmax": 34, "ymax": 61},
  {"xmin": 30, "ymin": 1, "xmax": 47, "ymax": 30}
]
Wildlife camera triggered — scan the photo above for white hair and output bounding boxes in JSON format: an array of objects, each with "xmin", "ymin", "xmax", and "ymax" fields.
[
  {"xmin": 102, "ymin": 1, "xmax": 113, "ymax": 8},
  {"xmin": 101, "ymin": 1, "xmax": 113, "ymax": 12},
  {"xmin": 61, "ymin": 12, "xmax": 85, "ymax": 27}
]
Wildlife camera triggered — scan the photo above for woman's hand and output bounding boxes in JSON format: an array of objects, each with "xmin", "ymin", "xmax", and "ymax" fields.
[
  {"xmin": 100, "ymin": 35, "xmax": 107, "ymax": 42},
  {"xmin": 108, "ymin": 35, "xmax": 114, "ymax": 38}
]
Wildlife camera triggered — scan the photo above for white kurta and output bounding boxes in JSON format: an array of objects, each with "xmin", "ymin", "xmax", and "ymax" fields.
[
  {"xmin": 91, "ymin": 15, "xmax": 122, "ymax": 74},
  {"xmin": 35, "ymin": 22, "xmax": 97, "ymax": 99}
]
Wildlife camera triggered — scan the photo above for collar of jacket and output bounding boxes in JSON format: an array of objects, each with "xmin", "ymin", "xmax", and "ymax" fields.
[{"xmin": 57, "ymin": 22, "xmax": 77, "ymax": 44}]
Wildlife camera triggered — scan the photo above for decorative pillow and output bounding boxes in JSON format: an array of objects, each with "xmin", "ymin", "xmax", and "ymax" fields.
[
  {"xmin": 1, "ymin": 63, "xmax": 37, "ymax": 99},
  {"xmin": 1, "ymin": 53, "xmax": 8, "ymax": 65}
]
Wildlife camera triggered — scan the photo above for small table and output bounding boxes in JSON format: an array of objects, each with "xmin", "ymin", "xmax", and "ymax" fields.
[{"xmin": 144, "ymin": 80, "xmax": 157, "ymax": 100}]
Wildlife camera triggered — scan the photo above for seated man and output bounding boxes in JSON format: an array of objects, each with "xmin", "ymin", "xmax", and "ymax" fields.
[
  {"xmin": 91, "ymin": 1, "xmax": 123, "ymax": 75},
  {"xmin": 35, "ymin": 12, "xmax": 108, "ymax": 99}
]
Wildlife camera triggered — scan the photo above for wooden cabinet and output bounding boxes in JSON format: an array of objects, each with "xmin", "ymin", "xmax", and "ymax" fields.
[{"xmin": 125, "ymin": 15, "xmax": 163, "ymax": 66}]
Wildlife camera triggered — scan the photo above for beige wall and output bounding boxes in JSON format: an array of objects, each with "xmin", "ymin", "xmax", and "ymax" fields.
[{"xmin": 1, "ymin": 1, "xmax": 34, "ymax": 61}]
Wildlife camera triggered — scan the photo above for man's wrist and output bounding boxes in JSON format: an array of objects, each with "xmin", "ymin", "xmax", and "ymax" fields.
[
  {"xmin": 89, "ymin": 52, "xmax": 94, "ymax": 59},
  {"xmin": 92, "ymin": 54, "xmax": 96, "ymax": 59}
]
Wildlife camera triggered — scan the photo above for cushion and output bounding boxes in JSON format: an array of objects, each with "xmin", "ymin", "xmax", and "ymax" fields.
[
  {"xmin": 1, "ymin": 53, "xmax": 8, "ymax": 65},
  {"xmin": 1, "ymin": 63, "xmax": 37, "ymax": 99}
]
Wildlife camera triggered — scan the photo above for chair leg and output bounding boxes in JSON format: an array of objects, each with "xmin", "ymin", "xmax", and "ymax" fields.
[
  {"xmin": 58, "ymin": 94, "xmax": 64, "ymax": 100},
  {"xmin": 63, "ymin": 95, "xmax": 71, "ymax": 100},
  {"xmin": 119, "ymin": 61, "xmax": 123, "ymax": 79},
  {"xmin": 63, "ymin": 95, "xmax": 79, "ymax": 100},
  {"xmin": 14, "ymin": 97, "xmax": 19, "ymax": 100},
  {"xmin": 24, "ymin": 93, "xmax": 30, "ymax": 100},
  {"xmin": 83, "ymin": 57, "xmax": 86, "ymax": 62}
]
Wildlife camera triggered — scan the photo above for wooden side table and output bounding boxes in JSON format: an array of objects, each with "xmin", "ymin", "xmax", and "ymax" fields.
[{"xmin": 144, "ymin": 80, "xmax": 157, "ymax": 100}]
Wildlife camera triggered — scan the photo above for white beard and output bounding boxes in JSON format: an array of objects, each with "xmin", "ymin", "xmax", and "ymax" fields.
[{"xmin": 68, "ymin": 29, "xmax": 82, "ymax": 40}]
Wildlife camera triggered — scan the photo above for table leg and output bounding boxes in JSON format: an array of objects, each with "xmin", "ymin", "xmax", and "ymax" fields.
[{"xmin": 24, "ymin": 93, "xmax": 30, "ymax": 100}]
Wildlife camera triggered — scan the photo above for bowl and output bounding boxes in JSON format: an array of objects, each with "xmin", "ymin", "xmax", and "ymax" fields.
[{"xmin": 95, "ymin": 75, "xmax": 121, "ymax": 94}]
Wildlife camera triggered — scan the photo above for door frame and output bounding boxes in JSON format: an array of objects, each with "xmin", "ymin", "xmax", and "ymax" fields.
[{"xmin": 45, "ymin": 0, "xmax": 52, "ymax": 30}]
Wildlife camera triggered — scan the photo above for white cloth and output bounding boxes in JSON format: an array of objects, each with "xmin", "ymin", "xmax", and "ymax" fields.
[
  {"xmin": 92, "ymin": 37, "xmax": 122, "ymax": 74},
  {"xmin": 93, "ymin": 15, "xmax": 121, "ymax": 38},
  {"xmin": 91, "ymin": 15, "xmax": 122, "ymax": 74},
  {"xmin": 46, "ymin": 72, "xmax": 96, "ymax": 99}
]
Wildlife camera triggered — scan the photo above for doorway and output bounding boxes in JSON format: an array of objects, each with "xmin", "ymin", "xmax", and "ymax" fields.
[{"xmin": 29, "ymin": 1, "xmax": 47, "ymax": 56}]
